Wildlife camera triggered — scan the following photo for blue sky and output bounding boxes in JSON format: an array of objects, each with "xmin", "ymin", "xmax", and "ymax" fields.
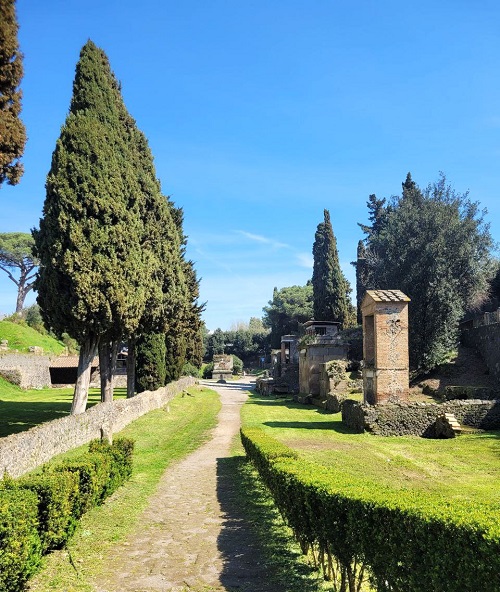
[{"xmin": 1, "ymin": 0, "xmax": 500, "ymax": 330}]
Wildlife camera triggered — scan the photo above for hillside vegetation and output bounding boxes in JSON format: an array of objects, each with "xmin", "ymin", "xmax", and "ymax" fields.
[{"xmin": 0, "ymin": 320, "xmax": 66, "ymax": 355}]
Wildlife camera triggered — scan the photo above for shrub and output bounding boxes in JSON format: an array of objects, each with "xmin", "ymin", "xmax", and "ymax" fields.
[
  {"xmin": 181, "ymin": 362, "xmax": 200, "ymax": 378},
  {"xmin": 54, "ymin": 452, "xmax": 112, "ymax": 516},
  {"xmin": 17, "ymin": 470, "xmax": 79, "ymax": 552},
  {"xmin": 232, "ymin": 354, "xmax": 243, "ymax": 375},
  {"xmin": 241, "ymin": 427, "xmax": 500, "ymax": 592},
  {"xmin": 0, "ymin": 488, "xmax": 42, "ymax": 592},
  {"xmin": 202, "ymin": 362, "xmax": 214, "ymax": 379},
  {"xmin": 88, "ymin": 438, "xmax": 134, "ymax": 498}
]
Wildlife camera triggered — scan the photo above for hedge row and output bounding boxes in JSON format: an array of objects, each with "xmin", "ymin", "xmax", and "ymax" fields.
[
  {"xmin": 0, "ymin": 438, "xmax": 134, "ymax": 592},
  {"xmin": 240, "ymin": 427, "xmax": 500, "ymax": 592}
]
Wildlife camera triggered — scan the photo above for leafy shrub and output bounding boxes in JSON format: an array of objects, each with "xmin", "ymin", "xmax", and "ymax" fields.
[
  {"xmin": 241, "ymin": 427, "xmax": 500, "ymax": 592},
  {"xmin": 232, "ymin": 354, "xmax": 243, "ymax": 375},
  {"xmin": 88, "ymin": 438, "xmax": 134, "ymax": 498},
  {"xmin": 202, "ymin": 362, "xmax": 214, "ymax": 379},
  {"xmin": 181, "ymin": 362, "xmax": 200, "ymax": 378},
  {"xmin": 0, "ymin": 488, "xmax": 42, "ymax": 592},
  {"xmin": 17, "ymin": 470, "xmax": 79, "ymax": 552},
  {"xmin": 55, "ymin": 453, "xmax": 112, "ymax": 516},
  {"xmin": 24, "ymin": 304, "xmax": 47, "ymax": 335},
  {"xmin": 0, "ymin": 438, "xmax": 135, "ymax": 591}
]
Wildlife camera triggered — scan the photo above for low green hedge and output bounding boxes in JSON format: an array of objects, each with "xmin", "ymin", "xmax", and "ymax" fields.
[
  {"xmin": 241, "ymin": 427, "xmax": 500, "ymax": 592},
  {"xmin": 0, "ymin": 438, "xmax": 134, "ymax": 591},
  {"xmin": 0, "ymin": 488, "xmax": 42, "ymax": 592}
]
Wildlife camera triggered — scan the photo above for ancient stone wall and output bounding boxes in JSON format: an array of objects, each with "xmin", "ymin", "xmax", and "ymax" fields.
[
  {"xmin": 299, "ymin": 342, "xmax": 348, "ymax": 395},
  {"xmin": 342, "ymin": 398, "xmax": 500, "ymax": 436},
  {"xmin": 0, "ymin": 376, "xmax": 196, "ymax": 479},
  {"xmin": 0, "ymin": 353, "xmax": 52, "ymax": 388},
  {"xmin": 462, "ymin": 325, "xmax": 500, "ymax": 383}
]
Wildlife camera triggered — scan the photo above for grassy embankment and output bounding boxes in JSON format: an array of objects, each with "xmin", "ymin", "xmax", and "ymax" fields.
[
  {"xmin": 241, "ymin": 392, "xmax": 500, "ymax": 506},
  {"xmin": 0, "ymin": 320, "xmax": 66, "ymax": 354},
  {"xmin": 27, "ymin": 384, "xmax": 221, "ymax": 591}
]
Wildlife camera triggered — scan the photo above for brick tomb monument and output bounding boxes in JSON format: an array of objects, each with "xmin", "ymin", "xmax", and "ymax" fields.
[
  {"xmin": 362, "ymin": 289, "xmax": 411, "ymax": 404},
  {"xmin": 212, "ymin": 354, "xmax": 233, "ymax": 383}
]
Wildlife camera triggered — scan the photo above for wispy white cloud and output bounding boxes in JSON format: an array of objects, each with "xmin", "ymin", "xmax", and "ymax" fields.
[
  {"xmin": 296, "ymin": 252, "xmax": 313, "ymax": 269},
  {"xmin": 236, "ymin": 230, "xmax": 290, "ymax": 249}
]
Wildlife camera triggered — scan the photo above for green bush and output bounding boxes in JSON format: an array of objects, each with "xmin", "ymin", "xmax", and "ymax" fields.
[
  {"xmin": 181, "ymin": 362, "xmax": 200, "ymax": 378},
  {"xmin": 88, "ymin": 438, "xmax": 134, "ymax": 498},
  {"xmin": 241, "ymin": 427, "xmax": 500, "ymax": 592},
  {"xmin": 0, "ymin": 438, "xmax": 135, "ymax": 591},
  {"xmin": 0, "ymin": 488, "xmax": 42, "ymax": 592},
  {"xmin": 55, "ymin": 453, "xmax": 111, "ymax": 516},
  {"xmin": 202, "ymin": 362, "xmax": 214, "ymax": 379},
  {"xmin": 17, "ymin": 470, "xmax": 79, "ymax": 552},
  {"xmin": 232, "ymin": 354, "xmax": 243, "ymax": 375}
]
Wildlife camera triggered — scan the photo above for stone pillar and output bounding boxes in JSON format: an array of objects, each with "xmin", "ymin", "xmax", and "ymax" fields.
[{"xmin": 361, "ymin": 290, "xmax": 410, "ymax": 404}]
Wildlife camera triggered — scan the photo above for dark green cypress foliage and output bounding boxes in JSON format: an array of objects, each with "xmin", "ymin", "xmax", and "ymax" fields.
[
  {"xmin": 0, "ymin": 0, "xmax": 26, "ymax": 186},
  {"xmin": 368, "ymin": 173, "xmax": 493, "ymax": 372},
  {"xmin": 355, "ymin": 240, "xmax": 369, "ymax": 325},
  {"xmin": 164, "ymin": 330, "xmax": 186, "ymax": 384},
  {"xmin": 312, "ymin": 209, "xmax": 354, "ymax": 328},
  {"xmin": 135, "ymin": 333, "xmax": 167, "ymax": 393},
  {"xmin": 34, "ymin": 40, "xmax": 147, "ymax": 412}
]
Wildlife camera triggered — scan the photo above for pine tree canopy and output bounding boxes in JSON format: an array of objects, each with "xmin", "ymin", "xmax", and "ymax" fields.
[{"xmin": 0, "ymin": 0, "xmax": 26, "ymax": 186}]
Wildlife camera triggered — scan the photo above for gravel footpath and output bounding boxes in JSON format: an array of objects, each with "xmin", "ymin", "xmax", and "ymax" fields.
[{"xmin": 93, "ymin": 378, "xmax": 278, "ymax": 592}]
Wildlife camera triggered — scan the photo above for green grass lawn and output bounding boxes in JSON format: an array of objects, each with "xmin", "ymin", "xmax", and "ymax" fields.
[
  {"xmin": 0, "ymin": 320, "xmax": 66, "ymax": 354},
  {"xmin": 241, "ymin": 392, "xmax": 500, "ymax": 507},
  {"xmin": 28, "ymin": 384, "xmax": 221, "ymax": 591},
  {"xmin": 0, "ymin": 376, "xmax": 127, "ymax": 438}
]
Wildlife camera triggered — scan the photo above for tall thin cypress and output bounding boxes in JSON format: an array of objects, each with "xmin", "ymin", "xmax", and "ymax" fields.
[
  {"xmin": 34, "ymin": 41, "xmax": 147, "ymax": 413},
  {"xmin": 312, "ymin": 209, "xmax": 354, "ymax": 328},
  {"xmin": 0, "ymin": 0, "xmax": 26, "ymax": 186}
]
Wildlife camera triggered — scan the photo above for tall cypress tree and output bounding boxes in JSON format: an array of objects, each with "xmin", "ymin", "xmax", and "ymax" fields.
[
  {"xmin": 0, "ymin": 0, "xmax": 26, "ymax": 186},
  {"xmin": 34, "ymin": 41, "xmax": 147, "ymax": 413},
  {"xmin": 312, "ymin": 209, "xmax": 354, "ymax": 328},
  {"xmin": 355, "ymin": 240, "xmax": 368, "ymax": 324}
]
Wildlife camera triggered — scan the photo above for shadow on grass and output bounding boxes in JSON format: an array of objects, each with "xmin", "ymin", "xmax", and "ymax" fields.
[
  {"xmin": 0, "ymin": 388, "xmax": 127, "ymax": 438},
  {"xmin": 216, "ymin": 455, "xmax": 322, "ymax": 592},
  {"xmin": 263, "ymin": 420, "xmax": 357, "ymax": 434}
]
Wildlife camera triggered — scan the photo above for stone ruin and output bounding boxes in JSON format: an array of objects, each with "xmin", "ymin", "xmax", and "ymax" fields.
[
  {"xmin": 362, "ymin": 290, "xmax": 411, "ymax": 404},
  {"xmin": 212, "ymin": 354, "xmax": 233, "ymax": 383}
]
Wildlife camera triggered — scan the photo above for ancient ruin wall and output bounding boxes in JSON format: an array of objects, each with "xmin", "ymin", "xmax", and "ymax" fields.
[
  {"xmin": 342, "ymin": 398, "xmax": 500, "ymax": 436},
  {"xmin": 0, "ymin": 353, "xmax": 52, "ymax": 388},
  {"xmin": 0, "ymin": 376, "xmax": 196, "ymax": 479},
  {"xmin": 462, "ymin": 325, "xmax": 500, "ymax": 383}
]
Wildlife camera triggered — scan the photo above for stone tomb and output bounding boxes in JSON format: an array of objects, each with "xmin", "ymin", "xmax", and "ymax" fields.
[
  {"xmin": 212, "ymin": 354, "xmax": 233, "ymax": 383},
  {"xmin": 362, "ymin": 290, "xmax": 410, "ymax": 404}
]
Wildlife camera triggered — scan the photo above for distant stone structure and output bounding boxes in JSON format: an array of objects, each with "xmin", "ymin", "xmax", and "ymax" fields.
[
  {"xmin": 212, "ymin": 354, "xmax": 233, "ymax": 383},
  {"xmin": 362, "ymin": 290, "xmax": 410, "ymax": 404},
  {"xmin": 299, "ymin": 320, "xmax": 348, "ymax": 396}
]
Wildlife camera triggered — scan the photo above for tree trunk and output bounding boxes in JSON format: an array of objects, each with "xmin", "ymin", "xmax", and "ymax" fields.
[
  {"xmin": 71, "ymin": 336, "xmax": 99, "ymax": 415},
  {"xmin": 99, "ymin": 340, "xmax": 118, "ymax": 403},
  {"xmin": 127, "ymin": 336, "xmax": 136, "ymax": 398}
]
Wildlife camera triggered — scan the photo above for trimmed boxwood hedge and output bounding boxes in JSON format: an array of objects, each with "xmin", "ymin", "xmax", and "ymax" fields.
[
  {"xmin": 0, "ymin": 488, "xmax": 42, "ymax": 592},
  {"xmin": 241, "ymin": 427, "xmax": 500, "ymax": 592},
  {"xmin": 0, "ymin": 437, "xmax": 134, "ymax": 592}
]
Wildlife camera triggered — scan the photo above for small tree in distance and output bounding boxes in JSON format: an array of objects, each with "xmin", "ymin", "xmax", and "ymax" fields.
[{"xmin": 0, "ymin": 232, "xmax": 38, "ymax": 313}]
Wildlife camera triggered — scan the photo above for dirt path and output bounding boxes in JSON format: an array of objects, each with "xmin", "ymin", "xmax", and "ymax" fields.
[{"xmin": 94, "ymin": 378, "xmax": 276, "ymax": 592}]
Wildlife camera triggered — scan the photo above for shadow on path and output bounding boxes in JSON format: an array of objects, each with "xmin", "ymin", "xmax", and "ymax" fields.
[{"xmin": 216, "ymin": 456, "xmax": 322, "ymax": 592}]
